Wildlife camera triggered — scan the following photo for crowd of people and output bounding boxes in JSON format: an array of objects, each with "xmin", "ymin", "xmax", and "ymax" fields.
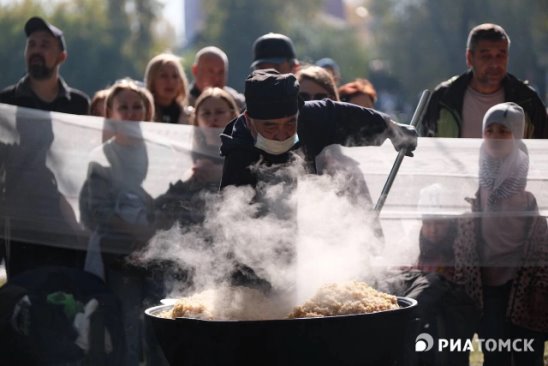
[{"xmin": 0, "ymin": 15, "xmax": 546, "ymax": 366}]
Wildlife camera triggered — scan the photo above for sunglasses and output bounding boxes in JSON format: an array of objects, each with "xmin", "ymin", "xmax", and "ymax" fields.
[
  {"xmin": 339, "ymin": 93, "xmax": 361, "ymax": 103},
  {"xmin": 299, "ymin": 92, "xmax": 329, "ymax": 101}
]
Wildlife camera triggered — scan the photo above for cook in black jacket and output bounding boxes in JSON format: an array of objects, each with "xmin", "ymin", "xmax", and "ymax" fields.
[{"xmin": 220, "ymin": 69, "xmax": 418, "ymax": 189}]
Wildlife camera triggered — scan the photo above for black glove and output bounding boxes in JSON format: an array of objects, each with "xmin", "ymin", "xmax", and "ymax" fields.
[{"xmin": 389, "ymin": 122, "xmax": 418, "ymax": 157}]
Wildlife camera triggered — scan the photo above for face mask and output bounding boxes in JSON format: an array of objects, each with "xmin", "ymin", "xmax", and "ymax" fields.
[{"xmin": 254, "ymin": 133, "xmax": 299, "ymax": 155}]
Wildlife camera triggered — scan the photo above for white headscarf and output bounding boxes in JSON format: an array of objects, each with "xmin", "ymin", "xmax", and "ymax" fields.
[{"xmin": 479, "ymin": 103, "xmax": 529, "ymax": 208}]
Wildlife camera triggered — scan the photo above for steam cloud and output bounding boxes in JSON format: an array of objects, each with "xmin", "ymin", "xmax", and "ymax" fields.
[{"xmin": 138, "ymin": 145, "xmax": 404, "ymax": 315}]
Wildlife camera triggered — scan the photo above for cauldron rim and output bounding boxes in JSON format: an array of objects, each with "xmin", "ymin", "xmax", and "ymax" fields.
[{"xmin": 145, "ymin": 296, "xmax": 417, "ymax": 323}]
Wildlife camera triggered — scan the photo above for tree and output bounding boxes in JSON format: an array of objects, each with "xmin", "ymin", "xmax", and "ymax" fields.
[
  {"xmin": 195, "ymin": 0, "xmax": 372, "ymax": 91},
  {"xmin": 368, "ymin": 0, "xmax": 547, "ymax": 105},
  {"xmin": 0, "ymin": 0, "xmax": 172, "ymax": 96}
]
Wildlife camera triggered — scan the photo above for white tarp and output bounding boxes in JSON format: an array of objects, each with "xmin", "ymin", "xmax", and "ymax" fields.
[{"xmin": 1, "ymin": 103, "xmax": 547, "ymax": 269}]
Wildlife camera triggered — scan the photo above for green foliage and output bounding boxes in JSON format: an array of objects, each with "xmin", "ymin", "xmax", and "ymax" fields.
[
  {"xmin": 0, "ymin": 0, "xmax": 170, "ymax": 97},
  {"xmin": 0, "ymin": 0, "xmax": 43, "ymax": 82},
  {"xmin": 197, "ymin": 0, "xmax": 289, "ymax": 90},
  {"xmin": 197, "ymin": 0, "xmax": 370, "ymax": 91},
  {"xmin": 368, "ymin": 0, "xmax": 547, "ymax": 104},
  {"xmin": 287, "ymin": 20, "xmax": 370, "ymax": 84},
  {"xmin": 1, "ymin": 0, "xmax": 544, "ymax": 108}
]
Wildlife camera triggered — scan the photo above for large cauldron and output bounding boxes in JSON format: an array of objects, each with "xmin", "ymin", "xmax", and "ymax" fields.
[{"xmin": 146, "ymin": 297, "xmax": 418, "ymax": 366}]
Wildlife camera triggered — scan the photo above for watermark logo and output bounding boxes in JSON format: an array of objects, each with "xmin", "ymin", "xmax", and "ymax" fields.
[
  {"xmin": 414, "ymin": 333, "xmax": 535, "ymax": 353},
  {"xmin": 415, "ymin": 333, "xmax": 434, "ymax": 352}
]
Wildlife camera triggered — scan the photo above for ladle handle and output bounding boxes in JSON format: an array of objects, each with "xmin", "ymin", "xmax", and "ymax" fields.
[{"xmin": 374, "ymin": 89, "xmax": 432, "ymax": 213}]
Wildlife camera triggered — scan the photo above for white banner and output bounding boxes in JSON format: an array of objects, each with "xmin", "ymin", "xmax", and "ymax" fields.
[{"xmin": 1, "ymin": 103, "xmax": 546, "ymax": 265}]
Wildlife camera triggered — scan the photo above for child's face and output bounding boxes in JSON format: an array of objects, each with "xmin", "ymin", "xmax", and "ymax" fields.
[
  {"xmin": 196, "ymin": 97, "xmax": 235, "ymax": 145},
  {"xmin": 196, "ymin": 97, "xmax": 234, "ymax": 129},
  {"xmin": 421, "ymin": 218, "xmax": 451, "ymax": 243},
  {"xmin": 483, "ymin": 122, "xmax": 514, "ymax": 158},
  {"xmin": 109, "ymin": 90, "xmax": 146, "ymax": 121}
]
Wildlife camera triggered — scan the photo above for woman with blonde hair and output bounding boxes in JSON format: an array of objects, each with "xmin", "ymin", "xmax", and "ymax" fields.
[
  {"xmin": 102, "ymin": 78, "xmax": 155, "ymax": 142},
  {"xmin": 80, "ymin": 77, "xmax": 157, "ymax": 365},
  {"xmin": 105, "ymin": 78, "xmax": 155, "ymax": 122},
  {"xmin": 144, "ymin": 52, "xmax": 192, "ymax": 124}
]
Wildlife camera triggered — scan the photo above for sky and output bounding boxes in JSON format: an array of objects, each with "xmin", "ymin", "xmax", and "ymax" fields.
[
  {"xmin": 0, "ymin": 0, "xmax": 185, "ymax": 40},
  {"xmin": 161, "ymin": 0, "xmax": 184, "ymax": 40}
]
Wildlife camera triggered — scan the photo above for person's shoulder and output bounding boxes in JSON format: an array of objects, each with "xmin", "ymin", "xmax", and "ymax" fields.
[
  {"xmin": 505, "ymin": 73, "xmax": 532, "ymax": 87},
  {"xmin": 298, "ymin": 99, "xmax": 335, "ymax": 124},
  {"xmin": 0, "ymin": 83, "xmax": 18, "ymax": 102},
  {"xmin": 66, "ymin": 86, "xmax": 90, "ymax": 104},
  {"xmin": 300, "ymin": 98, "xmax": 388, "ymax": 123},
  {"xmin": 0, "ymin": 83, "xmax": 17, "ymax": 95},
  {"xmin": 523, "ymin": 191, "xmax": 540, "ymax": 210},
  {"xmin": 300, "ymin": 98, "xmax": 339, "ymax": 115},
  {"xmin": 504, "ymin": 73, "xmax": 543, "ymax": 99},
  {"xmin": 433, "ymin": 72, "xmax": 469, "ymax": 93},
  {"xmin": 426, "ymin": 73, "xmax": 471, "ymax": 114},
  {"xmin": 221, "ymin": 115, "xmax": 244, "ymax": 137},
  {"xmin": 58, "ymin": 77, "xmax": 90, "ymax": 112},
  {"xmin": 220, "ymin": 115, "xmax": 255, "ymax": 156}
]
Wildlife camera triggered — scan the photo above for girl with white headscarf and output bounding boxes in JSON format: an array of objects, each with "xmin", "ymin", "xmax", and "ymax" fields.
[
  {"xmin": 479, "ymin": 102, "xmax": 530, "ymax": 285},
  {"xmin": 453, "ymin": 102, "xmax": 548, "ymax": 366}
]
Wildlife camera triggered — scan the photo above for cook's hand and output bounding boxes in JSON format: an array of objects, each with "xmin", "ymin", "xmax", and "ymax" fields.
[{"xmin": 389, "ymin": 121, "xmax": 418, "ymax": 157}]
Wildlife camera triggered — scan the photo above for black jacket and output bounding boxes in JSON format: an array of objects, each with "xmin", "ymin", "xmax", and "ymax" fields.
[
  {"xmin": 0, "ymin": 75, "xmax": 89, "ymax": 115},
  {"xmin": 421, "ymin": 71, "xmax": 547, "ymax": 138},
  {"xmin": 219, "ymin": 99, "xmax": 392, "ymax": 188}
]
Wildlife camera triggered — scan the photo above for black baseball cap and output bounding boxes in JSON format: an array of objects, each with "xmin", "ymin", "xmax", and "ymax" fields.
[
  {"xmin": 25, "ymin": 16, "xmax": 66, "ymax": 51},
  {"xmin": 244, "ymin": 69, "xmax": 301, "ymax": 119},
  {"xmin": 251, "ymin": 33, "xmax": 297, "ymax": 69}
]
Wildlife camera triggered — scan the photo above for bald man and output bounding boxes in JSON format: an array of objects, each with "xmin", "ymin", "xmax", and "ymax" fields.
[{"xmin": 188, "ymin": 46, "xmax": 245, "ymax": 111}]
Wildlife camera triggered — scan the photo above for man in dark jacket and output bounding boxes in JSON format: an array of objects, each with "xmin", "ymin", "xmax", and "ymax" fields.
[
  {"xmin": 421, "ymin": 23, "xmax": 546, "ymax": 139},
  {"xmin": 220, "ymin": 69, "xmax": 417, "ymax": 189},
  {"xmin": 0, "ymin": 17, "xmax": 89, "ymax": 278},
  {"xmin": 0, "ymin": 16, "xmax": 89, "ymax": 114}
]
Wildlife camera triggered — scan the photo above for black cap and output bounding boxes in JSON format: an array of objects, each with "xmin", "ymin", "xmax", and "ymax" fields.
[
  {"xmin": 244, "ymin": 69, "xmax": 301, "ymax": 120},
  {"xmin": 25, "ymin": 16, "xmax": 66, "ymax": 51},
  {"xmin": 251, "ymin": 33, "xmax": 297, "ymax": 69}
]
